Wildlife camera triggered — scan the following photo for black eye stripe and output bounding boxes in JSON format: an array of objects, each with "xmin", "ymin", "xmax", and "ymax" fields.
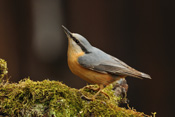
[
  {"xmin": 75, "ymin": 39, "xmax": 79, "ymax": 44},
  {"xmin": 79, "ymin": 43, "xmax": 90, "ymax": 54},
  {"xmin": 71, "ymin": 35, "xmax": 79, "ymax": 44},
  {"xmin": 71, "ymin": 35, "xmax": 90, "ymax": 54}
]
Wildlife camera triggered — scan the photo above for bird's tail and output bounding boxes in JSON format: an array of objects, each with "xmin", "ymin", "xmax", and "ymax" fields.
[
  {"xmin": 125, "ymin": 68, "xmax": 151, "ymax": 79},
  {"xmin": 140, "ymin": 72, "xmax": 151, "ymax": 79},
  {"xmin": 132, "ymin": 71, "xmax": 151, "ymax": 79}
]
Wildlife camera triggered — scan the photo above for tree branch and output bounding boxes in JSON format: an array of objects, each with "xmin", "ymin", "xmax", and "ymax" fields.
[{"xmin": 0, "ymin": 59, "xmax": 151, "ymax": 117}]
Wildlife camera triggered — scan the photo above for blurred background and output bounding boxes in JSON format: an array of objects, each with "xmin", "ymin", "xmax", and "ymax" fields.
[{"xmin": 0, "ymin": 0, "xmax": 174, "ymax": 116}]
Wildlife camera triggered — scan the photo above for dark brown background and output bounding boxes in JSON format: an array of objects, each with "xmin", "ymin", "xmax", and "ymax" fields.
[{"xmin": 0, "ymin": 1, "xmax": 174, "ymax": 116}]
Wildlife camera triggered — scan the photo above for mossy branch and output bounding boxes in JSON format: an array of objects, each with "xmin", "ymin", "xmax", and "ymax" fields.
[{"xmin": 0, "ymin": 59, "xmax": 152, "ymax": 117}]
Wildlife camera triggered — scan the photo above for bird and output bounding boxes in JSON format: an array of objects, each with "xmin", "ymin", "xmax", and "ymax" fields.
[{"xmin": 62, "ymin": 25, "xmax": 151, "ymax": 100}]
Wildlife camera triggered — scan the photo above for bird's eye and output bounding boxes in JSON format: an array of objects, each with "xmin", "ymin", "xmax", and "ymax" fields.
[{"xmin": 75, "ymin": 39, "xmax": 79, "ymax": 44}]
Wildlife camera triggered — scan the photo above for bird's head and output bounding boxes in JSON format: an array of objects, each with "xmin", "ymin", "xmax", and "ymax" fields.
[{"xmin": 62, "ymin": 25, "xmax": 92, "ymax": 54}]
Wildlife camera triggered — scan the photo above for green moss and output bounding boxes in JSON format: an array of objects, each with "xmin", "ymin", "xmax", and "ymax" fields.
[
  {"xmin": 0, "ymin": 59, "xmax": 152, "ymax": 116},
  {"xmin": 0, "ymin": 78, "xmax": 150, "ymax": 117},
  {"xmin": 0, "ymin": 59, "xmax": 8, "ymax": 83}
]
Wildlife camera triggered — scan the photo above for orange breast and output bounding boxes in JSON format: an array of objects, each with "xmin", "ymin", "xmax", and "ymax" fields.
[{"xmin": 67, "ymin": 50, "xmax": 116, "ymax": 86}]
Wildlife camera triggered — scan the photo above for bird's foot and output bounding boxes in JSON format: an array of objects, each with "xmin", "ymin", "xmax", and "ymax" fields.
[
  {"xmin": 81, "ymin": 94, "xmax": 95, "ymax": 101},
  {"xmin": 81, "ymin": 84, "xmax": 110, "ymax": 101},
  {"xmin": 100, "ymin": 91, "xmax": 110, "ymax": 99},
  {"xmin": 83, "ymin": 85, "xmax": 100, "ymax": 92}
]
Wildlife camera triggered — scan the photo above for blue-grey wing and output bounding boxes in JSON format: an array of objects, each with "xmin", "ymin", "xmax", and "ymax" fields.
[{"xmin": 78, "ymin": 47, "xmax": 151, "ymax": 79}]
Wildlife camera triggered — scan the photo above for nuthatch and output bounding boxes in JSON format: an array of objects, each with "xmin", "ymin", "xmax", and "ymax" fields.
[{"xmin": 62, "ymin": 26, "xmax": 151, "ymax": 100}]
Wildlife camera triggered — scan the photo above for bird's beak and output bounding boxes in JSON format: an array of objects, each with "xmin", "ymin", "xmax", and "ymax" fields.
[{"xmin": 62, "ymin": 25, "xmax": 72, "ymax": 38}]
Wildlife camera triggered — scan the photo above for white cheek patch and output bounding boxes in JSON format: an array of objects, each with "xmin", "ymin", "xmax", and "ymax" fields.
[{"xmin": 68, "ymin": 38, "xmax": 82, "ymax": 53}]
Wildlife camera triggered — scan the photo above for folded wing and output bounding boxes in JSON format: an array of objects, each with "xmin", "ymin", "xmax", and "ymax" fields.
[{"xmin": 78, "ymin": 47, "xmax": 151, "ymax": 79}]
